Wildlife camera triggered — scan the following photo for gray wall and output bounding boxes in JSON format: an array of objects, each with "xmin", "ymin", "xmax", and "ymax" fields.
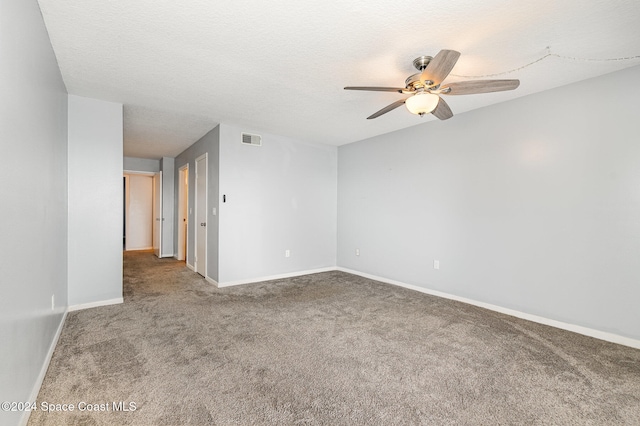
[
  {"xmin": 161, "ymin": 157, "xmax": 175, "ymax": 256},
  {"xmin": 0, "ymin": 1, "xmax": 68, "ymax": 424},
  {"xmin": 174, "ymin": 126, "xmax": 220, "ymax": 281},
  {"xmin": 68, "ymin": 95, "xmax": 124, "ymax": 306},
  {"xmin": 337, "ymin": 65, "xmax": 640, "ymax": 340},
  {"xmin": 218, "ymin": 124, "xmax": 337, "ymax": 284},
  {"xmin": 124, "ymin": 156, "xmax": 160, "ymax": 172}
]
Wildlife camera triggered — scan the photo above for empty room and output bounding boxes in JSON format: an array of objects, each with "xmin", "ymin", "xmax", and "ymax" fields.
[{"xmin": 2, "ymin": 0, "xmax": 639, "ymax": 425}]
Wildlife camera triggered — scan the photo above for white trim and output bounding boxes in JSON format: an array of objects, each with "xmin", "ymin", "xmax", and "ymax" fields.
[
  {"xmin": 336, "ymin": 267, "xmax": 640, "ymax": 350},
  {"xmin": 217, "ymin": 267, "xmax": 336, "ymax": 288},
  {"xmin": 20, "ymin": 310, "xmax": 68, "ymax": 426},
  {"xmin": 122, "ymin": 170, "xmax": 155, "ymax": 176},
  {"xmin": 185, "ymin": 262, "xmax": 195, "ymax": 271},
  {"xmin": 205, "ymin": 276, "xmax": 219, "ymax": 286},
  {"xmin": 123, "ymin": 174, "xmax": 130, "ymax": 251},
  {"xmin": 68, "ymin": 297, "xmax": 123, "ymax": 312},
  {"xmin": 154, "ymin": 171, "xmax": 163, "ymax": 258},
  {"xmin": 159, "ymin": 253, "xmax": 174, "ymax": 258},
  {"xmin": 177, "ymin": 163, "xmax": 189, "ymax": 262}
]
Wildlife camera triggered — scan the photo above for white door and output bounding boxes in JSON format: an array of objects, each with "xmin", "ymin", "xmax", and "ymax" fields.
[
  {"xmin": 177, "ymin": 165, "xmax": 189, "ymax": 261},
  {"xmin": 152, "ymin": 171, "xmax": 163, "ymax": 258},
  {"xmin": 195, "ymin": 155, "xmax": 207, "ymax": 276}
]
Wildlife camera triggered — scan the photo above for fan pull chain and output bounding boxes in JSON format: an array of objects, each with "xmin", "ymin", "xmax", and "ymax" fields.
[{"xmin": 450, "ymin": 47, "xmax": 640, "ymax": 78}]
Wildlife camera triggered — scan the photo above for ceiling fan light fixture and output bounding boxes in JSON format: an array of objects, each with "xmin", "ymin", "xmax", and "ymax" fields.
[
  {"xmin": 345, "ymin": 50, "xmax": 520, "ymax": 121},
  {"xmin": 405, "ymin": 92, "xmax": 439, "ymax": 116}
]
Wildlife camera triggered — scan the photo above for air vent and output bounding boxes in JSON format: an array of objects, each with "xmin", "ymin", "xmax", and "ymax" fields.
[{"xmin": 241, "ymin": 132, "xmax": 262, "ymax": 146}]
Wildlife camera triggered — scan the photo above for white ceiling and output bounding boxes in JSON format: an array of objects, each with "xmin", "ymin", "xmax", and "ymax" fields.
[{"xmin": 38, "ymin": 0, "xmax": 640, "ymax": 159}]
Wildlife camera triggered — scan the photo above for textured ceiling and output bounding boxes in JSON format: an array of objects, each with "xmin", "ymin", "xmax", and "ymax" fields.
[{"xmin": 38, "ymin": 0, "xmax": 640, "ymax": 159}]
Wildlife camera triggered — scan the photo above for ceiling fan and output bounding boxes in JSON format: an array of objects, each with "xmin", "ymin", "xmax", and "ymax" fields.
[{"xmin": 345, "ymin": 50, "xmax": 520, "ymax": 120}]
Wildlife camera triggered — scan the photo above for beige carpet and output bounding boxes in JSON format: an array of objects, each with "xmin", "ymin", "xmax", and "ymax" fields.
[{"xmin": 29, "ymin": 251, "xmax": 640, "ymax": 425}]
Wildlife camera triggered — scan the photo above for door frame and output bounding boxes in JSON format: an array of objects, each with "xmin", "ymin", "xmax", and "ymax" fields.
[
  {"xmin": 152, "ymin": 171, "xmax": 163, "ymax": 258},
  {"xmin": 177, "ymin": 164, "xmax": 189, "ymax": 262},
  {"xmin": 194, "ymin": 153, "xmax": 208, "ymax": 277}
]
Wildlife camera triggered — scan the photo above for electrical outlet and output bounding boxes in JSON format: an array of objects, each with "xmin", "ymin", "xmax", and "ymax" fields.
[
  {"xmin": 51, "ymin": 294, "xmax": 55, "ymax": 310},
  {"xmin": 355, "ymin": 248, "xmax": 360, "ymax": 256},
  {"xmin": 285, "ymin": 249, "xmax": 290, "ymax": 258},
  {"xmin": 434, "ymin": 260, "xmax": 440, "ymax": 270}
]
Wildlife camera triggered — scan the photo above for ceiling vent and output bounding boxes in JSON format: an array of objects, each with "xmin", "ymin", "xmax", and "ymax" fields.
[{"xmin": 241, "ymin": 132, "xmax": 262, "ymax": 146}]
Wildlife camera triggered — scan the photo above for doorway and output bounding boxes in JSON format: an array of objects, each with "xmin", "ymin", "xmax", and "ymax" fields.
[
  {"xmin": 195, "ymin": 154, "xmax": 207, "ymax": 277},
  {"xmin": 177, "ymin": 164, "xmax": 189, "ymax": 262},
  {"xmin": 123, "ymin": 173, "xmax": 154, "ymax": 251}
]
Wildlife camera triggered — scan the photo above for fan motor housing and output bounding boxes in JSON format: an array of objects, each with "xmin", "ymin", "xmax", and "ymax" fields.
[
  {"xmin": 412, "ymin": 55, "xmax": 432, "ymax": 71},
  {"xmin": 405, "ymin": 73, "xmax": 437, "ymax": 91},
  {"xmin": 405, "ymin": 56, "xmax": 436, "ymax": 90}
]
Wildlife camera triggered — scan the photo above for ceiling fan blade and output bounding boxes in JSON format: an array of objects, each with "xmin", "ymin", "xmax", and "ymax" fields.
[
  {"xmin": 420, "ymin": 50, "xmax": 461, "ymax": 86},
  {"xmin": 432, "ymin": 97, "xmax": 453, "ymax": 120},
  {"xmin": 367, "ymin": 98, "xmax": 407, "ymax": 119},
  {"xmin": 345, "ymin": 86, "xmax": 407, "ymax": 93},
  {"xmin": 443, "ymin": 79, "xmax": 520, "ymax": 95}
]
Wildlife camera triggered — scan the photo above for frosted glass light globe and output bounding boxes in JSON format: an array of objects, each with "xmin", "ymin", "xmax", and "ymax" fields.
[{"xmin": 405, "ymin": 92, "xmax": 439, "ymax": 115}]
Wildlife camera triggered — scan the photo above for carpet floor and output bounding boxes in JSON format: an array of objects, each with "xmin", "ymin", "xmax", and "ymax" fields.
[{"xmin": 29, "ymin": 251, "xmax": 640, "ymax": 425}]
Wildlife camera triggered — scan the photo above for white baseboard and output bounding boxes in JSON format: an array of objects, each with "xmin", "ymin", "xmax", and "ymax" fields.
[
  {"xmin": 68, "ymin": 297, "xmax": 123, "ymax": 312},
  {"xmin": 217, "ymin": 267, "xmax": 336, "ymax": 288},
  {"xmin": 20, "ymin": 310, "xmax": 68, "ymax": 426},
  {"xmin": 185, "ymin": 262, "xmax": 194, "ymax": 271},
  {"xmin": 336, "ymin": 267, "xmax": 640, "ymax": 350},
  {"xmin": 205, "ymin": 276, "xmax": 219, "ymax": 286}
]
